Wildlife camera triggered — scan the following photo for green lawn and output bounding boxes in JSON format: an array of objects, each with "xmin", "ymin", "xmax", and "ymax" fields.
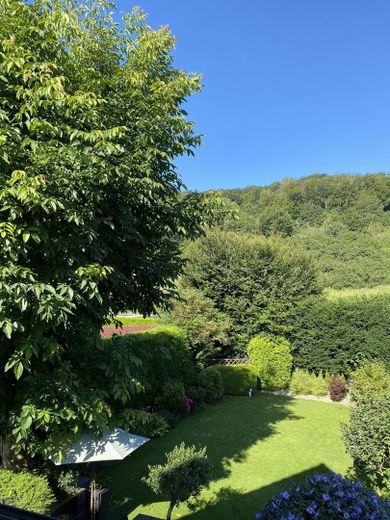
[
  {"xmin": 107, "ymin": 316, "xmax": 162, "ymax": 327},
  {"xmin": 101, "ymin": 394, "xmax": 351, "ymax": 519}
]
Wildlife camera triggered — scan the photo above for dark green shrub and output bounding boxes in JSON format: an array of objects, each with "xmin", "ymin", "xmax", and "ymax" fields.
[
  {"xmin": 118, "ymin": 409, "xmax": 169, "ymax": 438},
  {"xmin": 198, "ymin": 367, "xmax": 224, "ymax": 403},
  {"xmin": 104, "ymin": 325, "xmax": 197, "ymax": 408},
  {"xmin": 214, "ymin": 365, "xmax": 257, "ymax": 395},
  {"xmin": 0, "ymin": 469, "xmax": 55, "ymax": 514},
  {"xmin": 156, "ymin": 380, "xmax": 186, "ymax": 415},
  {"xmin": 351, "ymin": 361, "xmax": 390, "ymax": 400},
  {"xmin": 290, "ymin": 295, "xmax": 390, "ymax": 375},
  {"xmin": 343, "ymin": 395, "xmax": 390, "ymax": 497},
  {"xmin": 56, "ymin": 469, "xmax": 80, "ymax": 496},
  {"xmin": 143, "ymin": 443, "xmax": 211, "ymax": 520},
  {"xmin": 248, "ymin": 335, "xmax": 292, "ymax": 390},
  {"xmin": 289, "ymin": 369, "xmax": 330, "ymax": 397}
]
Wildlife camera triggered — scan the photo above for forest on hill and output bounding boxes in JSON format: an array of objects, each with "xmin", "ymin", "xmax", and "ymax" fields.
[{"xmin": 219, "ymin": 173, "xmax": 390, "ymax": 289}]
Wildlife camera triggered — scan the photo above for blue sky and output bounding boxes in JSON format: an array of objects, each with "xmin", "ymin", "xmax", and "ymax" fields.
[{"xmin": 117, "ymin": 1, "xmax": 390, "ymax": 191}]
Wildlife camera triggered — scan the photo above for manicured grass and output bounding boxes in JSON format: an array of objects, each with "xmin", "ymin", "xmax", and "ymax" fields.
[
  {"xmin": 101, "ymin": 394, "xmax": 351, "ymax": 519},
  {"xmin": 107, "ymin": 316, "xmax": 162, "ymax": 327}
]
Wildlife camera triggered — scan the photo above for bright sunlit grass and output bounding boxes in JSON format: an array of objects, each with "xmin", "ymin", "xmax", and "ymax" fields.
[{"xmin": 101, "ymin": 393, "xmax": 351, "ymax": 520}]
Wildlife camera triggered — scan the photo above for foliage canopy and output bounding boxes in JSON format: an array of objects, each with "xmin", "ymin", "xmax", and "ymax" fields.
[{"xmin": 0, "ymin": 0, "xmax": 216, "ymax": 457}]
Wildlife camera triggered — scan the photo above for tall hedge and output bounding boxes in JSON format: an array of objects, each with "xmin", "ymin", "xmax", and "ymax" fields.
[
  {"xmin": 248, "ymin": 335, "xmax": 292, "ymax": 390},
  {"xmin": 289, "ymin": 295, "xmax": 390, "ymax": 375}
]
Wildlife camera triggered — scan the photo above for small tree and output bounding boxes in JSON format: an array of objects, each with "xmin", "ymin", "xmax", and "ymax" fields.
[{"xmin": 143, "ymin": 443, "xmax": 211, "ymax": 520}]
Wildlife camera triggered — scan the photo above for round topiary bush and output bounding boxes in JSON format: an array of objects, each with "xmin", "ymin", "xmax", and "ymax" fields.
[
  {"xmin": 255, "ymin": 472, "xmax": 390, "ymax": 519},
  {"xmin": 0, "ymin": 469, "xmax": 55, "ymax": 514},
  {"xmin": 198, "ymin": 366, "xmax": 224, "ymax": 403},
  {"xmin": 248, "ymin": 334, "xmax": 292, "ymax": 390}
]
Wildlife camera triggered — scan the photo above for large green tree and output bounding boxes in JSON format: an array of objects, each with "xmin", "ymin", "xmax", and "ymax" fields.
[
  {"xmin": 182, "ymin": 231, "xmax": 321, "ymax": 353},
  {"xmin": 0, "ymin": 0, "xmax": 217, "ymax": 458}
]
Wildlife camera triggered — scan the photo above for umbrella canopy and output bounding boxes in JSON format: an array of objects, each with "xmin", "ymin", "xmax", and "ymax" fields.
[{"xmin": 53, "ymin": 427, "xmax": 149, "ymax": 465}]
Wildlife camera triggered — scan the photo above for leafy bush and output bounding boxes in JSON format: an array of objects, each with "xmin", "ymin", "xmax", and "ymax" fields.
[
  {"xmin": 163, "ymin": 286, "xmax": 232, "ymax": 364},
  {"xmin": 248, "ymin": 335, "xmax": 292, "ymax": 390},
  {"xmin": 105, "ymin": 325, "xmax": 197, "ymax": 409},
  {"xmin": 351, "ymin": 361, "xmax": 390, "ymax": 400},
  {"xmin": 198, "ymin": 367, "xmax": 224, "ymax": 403},
  {"xmin": 289, "ymin": 369, "xmax": 330, "ymax": 397},
  {"xmin": 0, "ymin": 469, "xmax": 55, "ymax": 514},
  {"xmin": 255, "ymin": 472, "xmax": 390, "ymax": 519},
  {"xmin": 214, "ymin": 365, "xmax": 257, "ymax": 395},
  {"xmin": 290, "ymin": 295, "xmax": 390, "ymax": 375},
  {"xmin": 330, "ymin": 376, "xmax": 348, "ymax": 402},
  {"xmin": 118, "ymin": 409, "xmax": 169, "ymax": 438},
  {"xmin": 143, "ymin": 443, "xmax": 211, "ymax": 520},
  {"xmin": 56, "ymin": 469, "xmax": 80, "ymax": 496},
  {"xmin": 343, "ymin": 395, "xmax": 390, "ymax": 497},
  {"xmin": 156, "ymin": 380, "xmax": 186, "ymax": 415}
]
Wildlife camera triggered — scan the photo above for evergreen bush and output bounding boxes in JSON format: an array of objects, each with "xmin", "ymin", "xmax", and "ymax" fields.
[
  {"xmin": 248, "ymin": 335, "xmax": 292, "ymax": 390},
  {"xmin": 198, "ymin": 367, "xmax": 224, "ymax": 403},
  {"xmin": 214, "ymin": 365, "xmax": 257, "ymax": 395}
]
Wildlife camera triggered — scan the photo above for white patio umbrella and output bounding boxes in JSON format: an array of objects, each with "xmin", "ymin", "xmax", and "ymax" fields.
[
  {"xmin": 52, "ymin": 427, "xmax": 149, "ymax": 518},
  {"xmin": 53, "ymin": 427, "xmax": 149, "ymax": 466}
]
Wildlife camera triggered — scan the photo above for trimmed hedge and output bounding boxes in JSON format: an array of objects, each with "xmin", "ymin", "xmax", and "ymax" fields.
[
  {"xmin": 214, "ymin": 365, "xmax": 257, "ymax": 395},
  {"xmin": 290, "ymin": 295, "xmax": 390, "ymax": 375},
  {"xmin": 248, "ymin": 335, "xmax": 292, "ymax": 390},
  {"xmin": 0, "ymin": 469, "xmax": 55, "ymax": 514}
]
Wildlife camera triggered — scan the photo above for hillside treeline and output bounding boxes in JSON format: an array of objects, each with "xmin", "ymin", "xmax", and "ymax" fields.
[{"xmin": 220, "ymin": 174, "xmax": 390, "ymax": 289}]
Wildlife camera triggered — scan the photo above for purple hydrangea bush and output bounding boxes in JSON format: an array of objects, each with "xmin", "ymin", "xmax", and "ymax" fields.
[{"xmin": 255, "ymin": 472, "xmax": 390, "ymax": 519}]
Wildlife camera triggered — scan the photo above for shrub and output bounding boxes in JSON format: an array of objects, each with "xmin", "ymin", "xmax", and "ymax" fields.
[
  {"xmin": 289, "ymin": 295, "xmax": 390, "ymax": 375},
  {"xmin": 248, "ymin": 335, "xmax": 292, "ymax": 390},
  {"xmin": 143, "ymin": 443, "xmax": 211, "ymax": 520},
  {"xmin": 255, "ymin": 472, "xmax": 390, "ymax": 519},
  {"xmin": 351, "ymin": 361, "xmax": 390, "ymax": 400},
  {"xmin": 330, "ymin": 376, "xmax": 348, "ymax": 402},
  {"xmin": 0, "ymin": 469, "xmax": 55, "ymax": 514},
  {"xmin": 106, "ymin": 325, "xmax": 197, "ymax": 408},
  {"xmin": 198, "ymin": 367, "xmax": 224, "ymax": 403},
  {"xmin": 163, "ymin": 286, "xmax": 232, "ymax": 364},
  {"xmin": 214, "ymin": 365, "xmax": 257, "ymax": 395},
  {"xmin": 156, "ymin": 380, "xmax": 186, "ymax": 415},
  {"xmin": 343, "ymin": 395, "xmax": 390, "ymax": 497},
  {"xmin": 289, "ymin": 369, "xmax": 330, "ymax": 397},
  {"xmin": 118, "ymin": 409, "xmax": 169, "ymax": 438},
  {"xmin": 56, "ymin": 469, "xmax": 80, "ymax": 496}
]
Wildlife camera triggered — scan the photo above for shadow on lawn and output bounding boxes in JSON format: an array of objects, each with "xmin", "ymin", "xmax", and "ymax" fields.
[
  {"xmin": 101, "ymin": 394, "xmax": 304, "ymax": 518},
  {"xmin": 186, "ymin": 464, "xmax": 331, "ymax": 520}
]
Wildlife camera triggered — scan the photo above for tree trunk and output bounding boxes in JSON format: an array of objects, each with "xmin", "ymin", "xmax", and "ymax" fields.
[{"xmin": 166, "ymin": 501, "xmax": 175, "ymax": 520}]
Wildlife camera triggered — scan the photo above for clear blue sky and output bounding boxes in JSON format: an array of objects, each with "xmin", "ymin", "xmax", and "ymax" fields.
[{"xmin": 117, "ymin": 0, "xmax": 390, "ymax": 191}]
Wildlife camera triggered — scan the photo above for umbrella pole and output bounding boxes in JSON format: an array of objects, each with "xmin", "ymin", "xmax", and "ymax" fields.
[{"xmin": 90, "ymin": 463, "xmax": 96, "ymax": 520}]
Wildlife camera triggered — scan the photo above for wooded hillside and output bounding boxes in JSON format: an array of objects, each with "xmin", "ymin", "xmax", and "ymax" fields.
[{"xmin": 220, "ymin": 174, "xmax": 390, "ymax": 289}]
